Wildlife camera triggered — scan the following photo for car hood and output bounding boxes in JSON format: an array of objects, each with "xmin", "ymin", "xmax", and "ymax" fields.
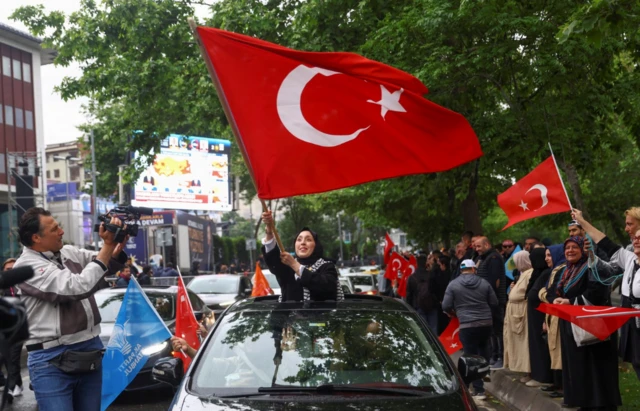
[
  {"xmin": 196, "ymin": 293, "xmax": 237, "ymax": 306},
  {"xmin": 175, "ymin": 391, "xmax": 469, "ymax": 410}
]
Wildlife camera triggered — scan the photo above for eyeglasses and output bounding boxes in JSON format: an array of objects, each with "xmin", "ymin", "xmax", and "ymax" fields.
[
  {"xmin": 502, "ymin": 244, "xmax": 514, "ymax": 248},
  {"xmin": 632, "ymin": 236, "xmax": 640, "ymax": 242}
]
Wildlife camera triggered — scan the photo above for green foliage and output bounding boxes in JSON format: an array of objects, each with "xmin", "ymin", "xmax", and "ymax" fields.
[
  {"xmin": 222, "ymin": 236, "xmax": 234, "ymax": 264},
  {"xmin": 11, "ymin": 0, "xmax": 640, "ymax": 250},
  {"xmin": 232, "ymin": 237, "xmax": 250, "ymax": 265}
]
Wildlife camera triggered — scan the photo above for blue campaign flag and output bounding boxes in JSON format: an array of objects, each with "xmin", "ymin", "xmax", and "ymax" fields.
[
  {"xmin": 101, "ymin": 278, "xmax": 172, "ymax": 411},
  {"xmin": 504, "ymin": 245, "xmax": 522, "ymax": 280}
]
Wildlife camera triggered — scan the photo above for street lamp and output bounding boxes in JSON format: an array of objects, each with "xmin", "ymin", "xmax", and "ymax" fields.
[{"xmin": 53, "ymin": 155, "xmax": 81, "ymax": 244}]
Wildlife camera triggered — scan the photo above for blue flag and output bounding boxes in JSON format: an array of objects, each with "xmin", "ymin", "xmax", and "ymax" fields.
[
  {"xmin": 504, "ymin": 245, "xmax": 522, "ymax": 280},
  {"xmin": 101, "ymin": 278, "xmax": 172, "ymax": 410}
]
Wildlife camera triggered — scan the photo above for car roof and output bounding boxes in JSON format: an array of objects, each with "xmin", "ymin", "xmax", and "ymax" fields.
[
  {"xmin": 341, "ymin": 273, "xmax": 377, "ymax": 277},
  {"xmin": 96, "ymin": 285, "xmax": 180, "ymax": 294},
  {"xmin": 189, "ymin": 274, "xmax": 243, "ymax": 280},
  {"xmin": 226, "ymin": 294, "xmax": 412, "ymax": 313}
]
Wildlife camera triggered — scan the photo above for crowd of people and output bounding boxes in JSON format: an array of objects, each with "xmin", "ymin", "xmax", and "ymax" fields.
[{"xmin": 398, "ymin": 207, "xmax": 640, "ymax": 410}]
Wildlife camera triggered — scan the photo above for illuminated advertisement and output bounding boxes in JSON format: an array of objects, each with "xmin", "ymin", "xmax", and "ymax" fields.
[{"xmin": 132, "ymin": 134, "xmax": 232, "ymax": 211}]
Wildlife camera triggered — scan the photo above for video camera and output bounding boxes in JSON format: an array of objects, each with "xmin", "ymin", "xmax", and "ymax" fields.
[
  {"xmin": 93, "ymin": 205, "xmax": 154, "ymax": 244},
  {"xmin": 0, "ymin": 266, "xmax": 33, "ymax": 408}
]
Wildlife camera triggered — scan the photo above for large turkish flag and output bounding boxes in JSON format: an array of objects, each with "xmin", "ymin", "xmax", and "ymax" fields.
[
  {"xmin": 174, "ymin": 274, "xmax": 201, "ymax": 371},
  {"xmin": 497, "ymin": 156, "xmax": 571, "ymax": 230},
  {"xmin": 196, "ymin": 26, "xmax": 482, "ymax": 199}
]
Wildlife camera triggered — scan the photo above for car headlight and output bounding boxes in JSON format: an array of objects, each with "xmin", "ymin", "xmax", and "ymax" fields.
[
  {"xmin": 219, "ymin": 300, "xmax": 235, "ymax": 307},
  {"xmin": 141, "ymin": 341, "xmax": 168, "ymax": 356}
]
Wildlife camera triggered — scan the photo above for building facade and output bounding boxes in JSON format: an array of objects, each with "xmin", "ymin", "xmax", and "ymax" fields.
[{"xmin": 0, "ymin": 22, "xmax": 55, "ymax": 258}]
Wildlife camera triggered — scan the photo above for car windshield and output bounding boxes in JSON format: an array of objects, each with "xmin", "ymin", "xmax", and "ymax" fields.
[
  {"xmin": 348, "ymin": 276, "xmax": 374, "ymax": 286},
  {"xmin": 95, "ymin": 291, "xmax": 175, "ymax": 322},
  {"xmin": 188, "ymin": 276, "xmax": 238, "ymax": 294},
  {"xmin": 191, "ymin": 308, "xmax": 455, "ymax": 397}
]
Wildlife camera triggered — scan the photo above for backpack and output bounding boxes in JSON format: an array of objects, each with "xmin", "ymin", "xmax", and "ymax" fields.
[{"xmin": 417, "ymin": 274, "xmax": 436, "ymax": 312}]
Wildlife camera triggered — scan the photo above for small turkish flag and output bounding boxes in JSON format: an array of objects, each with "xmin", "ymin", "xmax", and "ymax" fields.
[
  {"xmin": 384, "ymin": 252, "xmax": 406, "ymax": 281},
  {"xmin": 497, "ymin": 156, "xmax": 571, "ymax": 230},
  {"xmin": 439, "ymin": 317, "xmax": 462, "ymax": 355},
  {"xmin": 174, "ymin": 273, "xmax": 201, "ymax": 371},
  {"xmin": 196, "ymin": 26, "xmax": 482, "ymax": 199},
  {"xmin": 251, "ymin": 263, "xmax": 274, "ymax": 297},
  {"xmin": 538, "ymin": 303, "xmax": 640, "ymax": 341},
  {"xmin": 397, "ymin": 255, "xmax": 417, "ymax": 298},
  {"xmin": 383, "ymin": 233, "xmax": 395, "ymax": 265}
]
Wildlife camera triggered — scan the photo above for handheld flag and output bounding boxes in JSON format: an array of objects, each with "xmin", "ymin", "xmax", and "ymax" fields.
[
  {"xmin": 497, "ymin": 156, "xmax": 572, "ymax": 230},
  {"xmin": 174, "ymin": 271, "xmax": 201, "ymax": 372},
  {"xmin": 384, "ymin": 252, "xmax": 406, "ymax": 281},
  {"xmin": 251, "ymin": 263, "xmax": 274, "ymax": 297},
  {"xmin": 383, "ymin": 233, "xmax": 395, "ymax": 265},
  {"xmin": 101, "ymin": 278, "xmax": 172, "ymax": 411},
  {"xmin": 397, "ymin": 255, "xmax": 417, "ymax": 298},
  {"xmin": 504, "ymin": 245, "xmax": 522, "ymax": 280},
  {"xmin": 538, "ymin": 303, "xmax": 640, "ymax": 341},
  {"xmin": 193, "ymin": 26, "xmax": 482, "ymax": 199},
  {"xmin": 439, "ymin": 317, "xmax": 462, "ymax": 355}
]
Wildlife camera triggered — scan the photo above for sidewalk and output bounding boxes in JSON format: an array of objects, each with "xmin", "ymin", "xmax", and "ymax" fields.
[{"xmin": 485, "ymin": 369, "xmax": 574, "ymax": 411}]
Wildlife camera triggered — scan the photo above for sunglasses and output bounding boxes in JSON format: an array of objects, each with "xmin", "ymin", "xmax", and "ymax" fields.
[{"xmin": 502, "ymin": 244, "xmax": 514, "ymax": 248}]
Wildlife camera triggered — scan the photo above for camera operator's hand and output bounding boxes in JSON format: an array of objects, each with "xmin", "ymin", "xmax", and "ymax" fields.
[
  {"xmin": 112, "ymin": 235, "xmax": 129, "ymax": 258},
  {"xmin": 99, "ymin": 217, "xmax": 122, "ymax": 247}
]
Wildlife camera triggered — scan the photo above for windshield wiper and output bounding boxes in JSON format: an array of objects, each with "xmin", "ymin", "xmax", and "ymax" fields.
[{"xmin": 257, "ymin": 384, "xmax": 431, "ymax": 397}]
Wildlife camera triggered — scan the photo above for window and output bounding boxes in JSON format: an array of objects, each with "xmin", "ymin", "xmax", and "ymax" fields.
[
  {"xmin": 54, "ymin": 169, "xmax": 60, "ymax": 178},
  {"xmin": 22, "ymin": 63, "xmax": 31, "ymax": 83},
  {"xmin": 2, "ymin": 57, "xmax": 9, "ymax": 77},
  {"xmin": 0, "ymin": 154, "xmax": 4, "ymax": 174},
  {"xmin": 4, "ymin": 106, "xmax": 13, "ymax": 126},
  {"xmin": 46, "ymin": 170, "xmax": 50, "ymax": 179},
  {"xmin": 15, "ymin": 108, "xmax": 24, "ymax": 128},
  {"xmin": 12, "ymin": 59, "xmax": 21, "ymax": 80},
  {"xmin": 0, "ymin": 104, "xmax": 2, "ymax": 124},
  {"xmin": 70, "ymin": 167, "xmax": 80, "ymax": 181},
  {"xmin": 25, "ymin": 110, "xmax": 33, "ymax": 130}
]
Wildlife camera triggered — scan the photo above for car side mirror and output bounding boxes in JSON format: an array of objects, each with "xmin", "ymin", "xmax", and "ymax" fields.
[
  {"xmin": 355, "ymin": 288, "xmax": 362, "ymax": 293},
  {"xmin": 244, "ymin": 288, "xmax": 252, "ymax": 295},
  {"xmin": 457, "ymin": 355, "xmax": 490, "ymax": 385},
  {"xmin": 152, "ymin": 357, "xmax": 184, "ymax": 388}
]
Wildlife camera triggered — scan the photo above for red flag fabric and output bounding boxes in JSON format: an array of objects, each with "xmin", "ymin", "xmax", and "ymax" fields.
[
  {"xmin": 537, "ymin": 303, "xmax": 640, "ymax": 341},
  {"xmin": 196, "ymin": 26, "xmax": 482, "ymax": 199},
  {"xmin": 397, "ymin": 255, "xmax": 417, "ymax": 298},
  {"xmin": 497, "ymin": 156, "xmax": 571, "ymax": 230},
  {"xmin": 384, "ymin": 252, "xmax": 406, "ymax": 281},
  {"xmin": 174, "ymin": 274, "xmax": 201, "ymax": 371},
  {"xmin": 383, "ymin": 233, "xmax": 395, "ymax": 265},
  {"xmin": 439, "ymin": 317, "xmax": 462, "ymax": 355},
  {"xmin": 251, "ymin": 263, "xmax": 274, "ymax": 297}
]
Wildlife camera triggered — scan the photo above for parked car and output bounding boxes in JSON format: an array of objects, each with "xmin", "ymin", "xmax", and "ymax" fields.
[
  {"xmin": 339, "ymin": 277, "xmax": 354, "ymax": 294},
  {"xmin": 94, "ymin": 285, "xmax": 213, "ymax": 391},
  {"xmin": 153, "ymin": 294, "xmax": 488, "ymax": 410},
  {"xmin": 252, "ymin": 270, "xmax": 282, "ymax": 295},
  {"xmin": 342, "ymin": 273, "xmax": 379, "ymax": 295},
  {"xmin": 187, "ymin": 274, "xmax": 253, "ymax": 315},
  {"xmin": 348, "ymin": 265, "xmax": 380, "ymax": 274}
]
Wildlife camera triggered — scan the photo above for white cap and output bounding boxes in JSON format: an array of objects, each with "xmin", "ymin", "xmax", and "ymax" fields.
[{"xmin": 460, "ymin": 259, "xmax": 476, "ymax": 270}]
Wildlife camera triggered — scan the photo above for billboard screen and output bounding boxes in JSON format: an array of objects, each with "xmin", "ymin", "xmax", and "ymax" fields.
[{"xmin": 132, "ymin": 134, "xmax": 232, "ymax": 211}]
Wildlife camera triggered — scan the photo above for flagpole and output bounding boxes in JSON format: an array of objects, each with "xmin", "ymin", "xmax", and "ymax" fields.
[
  {"xmin": 187, "ymin": 18, "xmax": 285, "ymax": 252},
  {"xmin": 548, "ymin": 142, "xmax": 573, "ymax": 210}
]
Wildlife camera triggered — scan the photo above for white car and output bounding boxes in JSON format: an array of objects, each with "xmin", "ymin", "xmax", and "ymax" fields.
[
  {"xmin": 339, "ymin": 277, "xmax": 354, "ymax": 294},
  {"xmin": 341, "ymin": 273, "xmax": 379, "ymax": 295},
  {"xmin": 253, "ymin": 269, "xmax": 282, "ymax": 295}
]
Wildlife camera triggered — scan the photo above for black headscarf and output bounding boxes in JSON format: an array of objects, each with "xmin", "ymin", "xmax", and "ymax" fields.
[
  {"xmin": 556, "ymin": 236, "xmax": 589, "ymax": 297},
  {"xmin": 293, "ymin": 227, "xmax": 325, "ymax": 266},
  {"xmin": 525, "ymin": 247, "xmax": 549, "ymax": 299}
]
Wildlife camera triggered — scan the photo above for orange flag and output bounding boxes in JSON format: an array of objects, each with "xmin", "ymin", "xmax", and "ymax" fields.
[
  {"xmin": 251, "ymin": 263, "xmax": 274, "ymax": 297},
  {"xmin": 174, "ymin": 273, "xmax": 201, "ymax": 371}
]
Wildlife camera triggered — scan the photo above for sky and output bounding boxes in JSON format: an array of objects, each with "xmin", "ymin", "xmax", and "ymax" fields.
[
  {"xmin": 1, "ymin": 0, "xmax": 210, "ymax": 147},
  {"xmin": 1, "ymin": 0, "xmax": 87, "ymax": 146}
]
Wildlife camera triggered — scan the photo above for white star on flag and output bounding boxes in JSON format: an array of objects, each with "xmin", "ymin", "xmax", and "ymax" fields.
[
  {"xmin": 367, "ymin": 85, "xmax": 407, "ymax": 119},
  {"xmin": 450, "ymin": 342, "xmax": 458, "ymax": 348},
  {"xmin": 519, "ymin": 200, "xmax": 529, "ymax": 211}
]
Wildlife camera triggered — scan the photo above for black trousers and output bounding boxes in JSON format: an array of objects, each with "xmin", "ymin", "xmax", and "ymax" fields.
[{"xmin": 6, "ymin": 342, "xmax": 23, "ymax": 390}]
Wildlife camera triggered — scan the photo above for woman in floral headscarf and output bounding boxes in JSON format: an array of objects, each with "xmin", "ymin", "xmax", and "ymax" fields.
[{"xmin": 551, "ymin": 236, "xmax": 620, "ymax": 410}]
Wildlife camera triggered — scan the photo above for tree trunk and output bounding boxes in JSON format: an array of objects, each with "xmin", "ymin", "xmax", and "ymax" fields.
[
  {"xmin": 461, "ymin": 161, "xmax": 483, "ymax": 235},
  {"xmin": 555, "ymin": 158, "xmax": 588, "ymax": 219}
]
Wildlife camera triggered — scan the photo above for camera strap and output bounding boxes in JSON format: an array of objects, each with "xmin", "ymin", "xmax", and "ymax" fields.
[{"xmin": 38, "ymin": 251, "xmax": 64, "ymax": 270}]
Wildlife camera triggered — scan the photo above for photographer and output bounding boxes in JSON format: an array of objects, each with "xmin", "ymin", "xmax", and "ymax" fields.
[{"xmin": 13, "ymin": 207, "xmax": 127, "ymax": 411}]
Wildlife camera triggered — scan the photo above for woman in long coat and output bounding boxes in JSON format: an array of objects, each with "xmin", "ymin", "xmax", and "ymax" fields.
[
  {"xmin": 503, "ymin": 251, "xmax": 533, "ymax": 373},
  {"xmin": 552, "ymin": 236, "xmax": 621, "ymax": 410}
]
